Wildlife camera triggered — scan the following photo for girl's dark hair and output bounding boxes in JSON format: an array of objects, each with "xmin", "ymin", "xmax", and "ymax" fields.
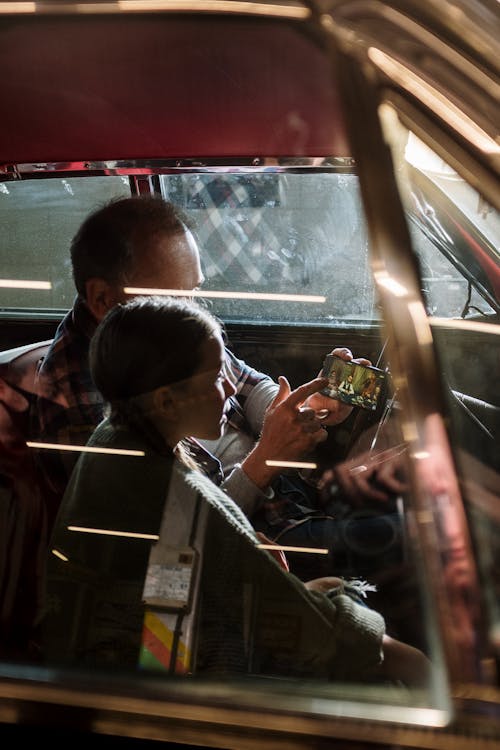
[
  {"xmin": 89, "ymin": 295, "xmax": 220, "ymax": 407},
  {"xmin": 71, "ymin": 196, "xmax": 193, "ymax": 297}
]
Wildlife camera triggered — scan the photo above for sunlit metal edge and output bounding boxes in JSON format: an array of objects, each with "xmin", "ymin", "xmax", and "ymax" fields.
[
  {"xmin": 0, "ymin": 158, "xmax": 357, "ymax": 180},
  {"xmin": 0, "ymin": 668, "xmax": 451, "ymax": 733},
  {"xmin": 368, "ymin": 49, "xmax": 499, "ymax": 156},
  {"xmin": 330, "ymin": 37, "xmax": 484, "ymax": 686},
  {"xmin": 379, "ymin": 92, "xmax": 500, "ymax": 216},
  {"xmin": 324, "ymin": 0, "xmax": 500, "ymax": 75},
  {"xmin": 429, "ymin": 318, "xmax": 500, "ymax": 335},
  {"xmin": 0, "ymin": 0, "xmax": 309, "ymax": 19},
  {"xmin": 320, "ymin": 3, "xmax": 500, "ymax": 159}
]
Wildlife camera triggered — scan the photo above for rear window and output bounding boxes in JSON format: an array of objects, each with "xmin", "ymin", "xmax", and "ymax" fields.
[{"xmin": 3, "ymin": 163, "xmax": 493, "ymax": 324}]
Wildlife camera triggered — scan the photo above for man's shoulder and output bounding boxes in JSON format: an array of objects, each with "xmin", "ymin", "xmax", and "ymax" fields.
[
  {"xmin": 224, "ymin": 347, "xmax": 273, "ymax": 389},
  {"xmin": 41, "ymin": 298, "xmax": 96, "ymax": 369},
  {"xmin": 37, "ymin": 306, "xmax": 93, "ymax": 400}
]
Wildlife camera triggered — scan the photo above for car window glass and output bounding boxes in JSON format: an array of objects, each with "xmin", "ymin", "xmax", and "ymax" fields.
[
  {"xmin": 2, "ymin": 168, "xmax": 493, "ymax": 325},
  {"xmin": 397, "ymin": 133, "xmax": 498, "ymax": 319},
  {"xmin": 0, "ymin": 176, "xmax": 131, "ymax": 311},
  {"xmin": 160, "ymin": 170, "xmax": 378, "ymax": 324},
  {"xmin": 387, "ymin": 117, "xmax": 500, "ymax": 660},
  {"xmin": 408, "ymin": 226, "xmax": 495, "ymax": 318},
  {"xmin": 37, "ymin": 342, "xmax": 448, "ymax": 714},
  {"xmin": 0, "ymin": 172, "xmax": 451, "ymax": 721}
]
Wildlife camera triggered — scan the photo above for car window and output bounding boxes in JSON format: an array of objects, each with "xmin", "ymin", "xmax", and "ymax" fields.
[
  {"xmin": 398, "ymin": 133, "xmax": 498, "ymax": 319},
  {"xmin": 0, "ymin": 167, "xmax": 451, "ymax": 720},
  {"xmin": 3, "ymin": 165, "xmax": 493, "ymax": 324},
  {"xmin": 160, "ymin": 169, "xmax": 378, "ymax": 324},
  {"xmin": 409, "ymin": 226, "xmax": 495, "ymax": 318},
  {"xmin": 0, "ymin": 176, "xmax": 131, "ymax": 312},
  {"xmin": 385, "ymin": 115, "xmax": 500, "ymax": 662},
  {"xmin": 2, "ymin": 0, "xmax": 500, "ymax": 743}
]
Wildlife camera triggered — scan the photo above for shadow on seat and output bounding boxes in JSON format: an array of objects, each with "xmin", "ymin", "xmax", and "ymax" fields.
[{"xmin": 0, "ymin": 340, "xmax": 53, "ymax": 661}]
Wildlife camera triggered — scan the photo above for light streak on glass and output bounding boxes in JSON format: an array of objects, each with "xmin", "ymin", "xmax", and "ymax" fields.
[
  {"xmin": 408, "ymin": 301, "xmax": 433, "ymax": 345},
  {"xmin": 412, "ymin": 450, "xmax": 430, "ymax": 460},
  {"xmin": 27, "ymin": 441, "xmax": 145, "ymax": 457},
  {"xmin": 0, "ymin": 2, "xmax": 35, "ymax": 11},
  {"xmin": 124, "ymin": 287, "xmax": 326, "ymax": 303},
  {"xmin": 51, "ymin": 549, "xmax": 69, "ymax": 562},
  {"xmin": 0, "ymin": 279, "xmax": 51, "ymax": 290},
  {"xmin": 430, "ymin": 317, "xmax": 500, "ymax": 336},
  {"xmin": 374, "ymin": 271, "xmax": 408, "ymax": 298},
  {"xmin": 265, "ymin": 459, "xmax": 317, "ymax": 469},
  {"xmin": 257, "ymin": 544, "xmax": 328, "ymax": 555},
  {"xmin": 68, "ymin": 525, "xmax": 159, "ymax": 540}
]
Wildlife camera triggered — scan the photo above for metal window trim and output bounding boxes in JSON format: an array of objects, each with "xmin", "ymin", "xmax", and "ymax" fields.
[{"xmin": 327, "ymin": 27, "xmax": 486, "ymax": 685}]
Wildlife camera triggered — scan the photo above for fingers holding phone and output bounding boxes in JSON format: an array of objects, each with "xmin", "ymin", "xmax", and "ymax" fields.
[
  {"xmin": 242, "ymin": 375, "xmax": 328, "ymax": 489},
  {"xmin": 320, "ymin": 354, "xmax": 386, "ymax": 413},
  {"xmin": 306, "ymin": 348, "xmax": 382, "ymax": 425}
]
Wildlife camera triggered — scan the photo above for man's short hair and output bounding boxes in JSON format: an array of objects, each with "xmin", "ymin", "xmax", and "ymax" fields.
[{"xmin": 70, "ymin": 196, "xmax": 194, "ymax": 297}]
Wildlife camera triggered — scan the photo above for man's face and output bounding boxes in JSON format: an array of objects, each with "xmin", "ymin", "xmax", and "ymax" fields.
[{"xmin": 110, "ymin": 227, "xmax": 204, "ymax": 310}]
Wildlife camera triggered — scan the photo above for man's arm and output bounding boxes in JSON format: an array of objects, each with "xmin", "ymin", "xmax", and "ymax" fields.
[
  {"xmin": 317, "ymin": 444, "xmax": 408, "ymax": 507},
  {"xmin": 223, "ymin": 348, "xmax": 277, "ymax": 435},
  {"xmin": 224, "ymin": 345, "xmax": 373, "ymax": 433}
]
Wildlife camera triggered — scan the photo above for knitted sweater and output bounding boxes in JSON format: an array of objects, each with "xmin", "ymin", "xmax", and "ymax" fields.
[{"xmin": 42, "ymin": 419, "xmax": 385, "ymax": 681}]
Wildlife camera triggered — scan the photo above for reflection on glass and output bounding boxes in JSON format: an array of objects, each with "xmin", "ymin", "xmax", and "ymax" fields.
[
  {"xmin": 0, "ymin": 176, "xmax": 131, "ymax": 309},
  {"xmin": 0, "ymin": 158, "xmax": 475, "ymax": 722},
  {"xmin": 36, "ymin": 293, "xmax": 442, "ymax": 708},
  {"xmin": 160, "ymin": 171, "xmax": 377, "ymax": 324},
  {"xmin": 384, "ymin": 113, "xmax": 500, "ymax": 676}
]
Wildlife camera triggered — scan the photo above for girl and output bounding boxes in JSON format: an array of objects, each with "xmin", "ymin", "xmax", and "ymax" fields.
[{"xmin": 42, "ymin": 296, "xmax": 430, "ymax": 686}]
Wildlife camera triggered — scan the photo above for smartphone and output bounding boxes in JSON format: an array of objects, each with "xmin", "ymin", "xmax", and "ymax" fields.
[{"xmin": 320, "ymin": 354, "xmax": 386, "ymax": 412}]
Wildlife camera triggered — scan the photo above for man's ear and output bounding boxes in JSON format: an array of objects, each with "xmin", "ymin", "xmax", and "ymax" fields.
[{"xmin": 85, "ymin": 278, "xmax": 120, "ymax": 321}]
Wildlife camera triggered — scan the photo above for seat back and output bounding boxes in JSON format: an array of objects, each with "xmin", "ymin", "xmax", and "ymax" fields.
[
  {"xmin": 0, "ymin": 339, "xmax": 53, "ymax": 380},
  {"xmin": 0, "ymin": 340, "xmax": 53, "ymax": 660},
  {"xmin": 0, "ymin": 338, "xmax": 52, "ymax": 464}
]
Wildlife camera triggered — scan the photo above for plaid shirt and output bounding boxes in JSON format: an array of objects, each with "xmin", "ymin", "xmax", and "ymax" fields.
[{"xmin": 34, "ymin": 295, "xmax": 271, "ymax": 501}]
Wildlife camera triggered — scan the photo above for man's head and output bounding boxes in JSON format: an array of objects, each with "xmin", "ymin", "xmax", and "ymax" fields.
[{"xmin": 70, "ymin": 196, "xmax": 203, "ymax": 321}]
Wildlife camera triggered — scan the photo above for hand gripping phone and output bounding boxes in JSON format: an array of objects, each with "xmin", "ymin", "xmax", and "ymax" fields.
[{"xmin": 320, "ymin": 354, "xmax": 386, "ymax": 412}]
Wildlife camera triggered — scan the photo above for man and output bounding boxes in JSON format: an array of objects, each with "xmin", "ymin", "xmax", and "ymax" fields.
[{"xmin": 34, "ymin": 196, "xmax": 356, "ymax": 532}]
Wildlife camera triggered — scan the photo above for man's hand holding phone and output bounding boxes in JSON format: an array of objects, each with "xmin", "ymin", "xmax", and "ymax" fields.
[
  {"xmin": 241, "ymin": 375, "xmax": 329, "ymax": 489},
  {"xmin": 305, "ymin": 347, "xmax": 372, "ymax": 426}
]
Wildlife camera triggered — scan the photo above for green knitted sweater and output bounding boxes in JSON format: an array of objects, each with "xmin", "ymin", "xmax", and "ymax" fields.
[{"xmin": 42, "ymin": 419, "xmax": 385, "ymax": 682}]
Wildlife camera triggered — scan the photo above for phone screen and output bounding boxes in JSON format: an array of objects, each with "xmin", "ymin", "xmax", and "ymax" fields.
[{"xmin": 320, "ymin": 354, "xmax": 386, "ymax": 411}]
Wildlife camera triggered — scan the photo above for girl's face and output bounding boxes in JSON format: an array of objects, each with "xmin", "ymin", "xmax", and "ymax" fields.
[{"xmin": 168, "ymin": 331, "xmax": 236, "ymax": 443}]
